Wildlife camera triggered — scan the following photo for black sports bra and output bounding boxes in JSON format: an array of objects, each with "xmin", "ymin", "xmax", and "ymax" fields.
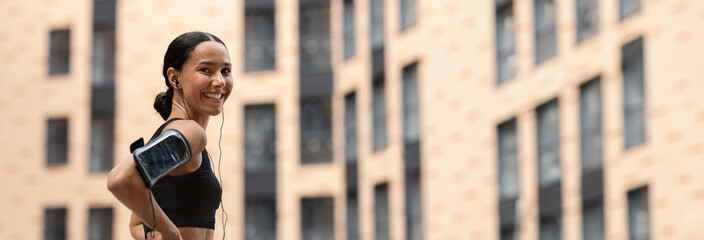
[{"xmin": 144, "ymin": 118, "xmax": 222, "ymax": 233}]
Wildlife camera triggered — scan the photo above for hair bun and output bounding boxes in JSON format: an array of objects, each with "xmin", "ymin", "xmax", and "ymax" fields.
[{"xmin": 153, "ymin": 89, "xmax": 173, "ymax": 120}]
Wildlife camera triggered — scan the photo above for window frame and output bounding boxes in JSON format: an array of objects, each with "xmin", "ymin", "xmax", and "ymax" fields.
[
  {"xmin": 536, "ymin": 98, "xmax": 561, "ymax": 187},
  {"xmin": 244, "ymin": 198, "xmax": 277, "ymax": 240},
  {"xmin": 46, "ymin": 118, "xmax": 69, "ymax": 167},
  {"xmin": 627, "ymin": 186, "xmax": 650, "ymax": 240},
  {"xmin": 400, "ymin": 0, "xmax": 417, "ymax": 31},
  {"xmin": 244, "ymin": 0, "xmax": 276, "ymax": 72},
  {"xmin": 619, "ymin": 0, "xmax": 641, "ymax": 20},
  {"xmin": 346, "ymin": 192, "xmax": 360, "ymax": 240},
  {"xmin": 90, "ymin": 0, "xmax": 116, "ymax": 174},
  {"xmin": 87, "ymin": 207, "xmax": 113, "ymax": 240},
  {"xmin": 498, "ymin": 118, "xmax": 519, "ymax": 199},
  {"xmin": 89, "ymin": 112, "xmax": 114, "ymax": 173},
  {"xmin": 301, "ymin": 197, "xmax": 335, "ymax": 240},
  {"xmin": 372, "ymin": 78, "xmax": 388, "ymax": 151},
  {"xmin": 498, "ymin": 118, "xmax": 519, "ymax": 240},
  {"xmin": 244, "ymin": 104, "xmax": 277, "ymax": 172},
  {"xmin": 344, "ymin": 92, "xmax": 358, "ymax": 162},
  {"xmin": 49, "ymin": 29, "xmax": 71, "ymax": 76},
  {"xmin": 622, "ymin": 37, "xmax": 646, "ymax": 150},
  {"xmin": 343, "ymin": 0, "xmax": 356, "ymax": 60},
  {"xmin": 374, "ymin": 183, "xmax": 390, "ymax": 240},
  {"xmin": 300, "ymin": 97, "xmax": 334, "ymax": 164},
  {"xmin": 534, "ymin": 0, "xmax": 557, "ymax": 65},
  {"xmin": 576, "ymin": 0, "xmax": 599, "ymax": 43},
  {"xmin": 44, "ymin": 207, "xmax": 67, "ymax": 240},
  {"xmin": 496, "ymin": 0, "xmax": 517, "ymax": 84},
  {"xmin": 579, "ymin": 76, "xmax": 603, "ymax": 171}
]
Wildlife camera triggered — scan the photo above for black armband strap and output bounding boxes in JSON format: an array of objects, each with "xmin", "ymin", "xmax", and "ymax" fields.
[{"xmin": 132, "ymin": 129, "xmax": 192, "ymax": 188}]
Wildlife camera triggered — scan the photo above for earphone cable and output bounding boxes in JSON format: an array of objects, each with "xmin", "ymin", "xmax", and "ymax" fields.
[{"xmin": 217, "ymin": 107, "xmax": 228, "ymax": 240}]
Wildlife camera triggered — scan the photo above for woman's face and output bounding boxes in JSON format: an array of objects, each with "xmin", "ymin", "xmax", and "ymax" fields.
[{"xmin": 177, "ymin": 41, "xmax": 233, "ymax": 117}]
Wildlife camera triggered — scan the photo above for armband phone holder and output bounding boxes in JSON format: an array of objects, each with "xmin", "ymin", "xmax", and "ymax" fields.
[{"xmin": 131, "ymin": 129, "xmax": 191, "ymax": 188}]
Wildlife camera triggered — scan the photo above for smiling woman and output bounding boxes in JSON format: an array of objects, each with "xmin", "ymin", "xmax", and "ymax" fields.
[{"xmin": 107, "ymin": 31, "xmax": 232, "ymax": 240}]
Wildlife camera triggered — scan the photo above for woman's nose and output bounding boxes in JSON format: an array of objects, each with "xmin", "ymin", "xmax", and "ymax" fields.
[{"xmin": 212, "ymin": 73, "xmax": 225, "ymax": 87}]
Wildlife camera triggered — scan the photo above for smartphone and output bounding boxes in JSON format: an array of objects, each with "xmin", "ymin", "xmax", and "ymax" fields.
[{"xmin": 133, "ymin": 129, "xmax": 191, "ymax": 188}]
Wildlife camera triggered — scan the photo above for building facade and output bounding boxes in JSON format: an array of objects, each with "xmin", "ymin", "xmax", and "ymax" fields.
[{"xmin": 0, "ymin": 0, "xmax": 703, "ymax": 239}]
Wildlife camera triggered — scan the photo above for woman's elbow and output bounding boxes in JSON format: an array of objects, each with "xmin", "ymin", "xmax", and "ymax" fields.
[
  {"xmin": 107, "ymin": 168, "xmax": 126, "ymax": 195},
  {"xmin": 107, "ymin": 166, "xmax": 139, "ymax": 196}
]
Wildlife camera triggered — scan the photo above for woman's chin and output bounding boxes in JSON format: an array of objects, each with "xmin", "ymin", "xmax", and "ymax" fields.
[{"xmin": 208, "ymin": 107, "xmax": 223, "ymax": 116}]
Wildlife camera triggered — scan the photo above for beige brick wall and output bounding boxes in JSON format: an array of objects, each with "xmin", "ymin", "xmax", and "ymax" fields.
[{"xmin": 1, "ymin": 0, "xmax": 703, "ymax": 239}]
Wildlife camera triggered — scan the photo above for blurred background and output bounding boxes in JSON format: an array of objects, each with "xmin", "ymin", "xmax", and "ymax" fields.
[{"xmin": 0, "ymin": 0, "xmax": 703, "ymax": 239}]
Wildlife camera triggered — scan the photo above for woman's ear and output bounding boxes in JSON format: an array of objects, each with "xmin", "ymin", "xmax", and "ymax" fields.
[{"xmin": 166, "ymin": 67, "xmax": 180, "ymax": 89}]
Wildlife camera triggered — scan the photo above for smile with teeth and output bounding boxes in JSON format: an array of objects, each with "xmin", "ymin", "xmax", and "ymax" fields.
[{"xmin": 204, "ymin": 93, "xmax": 223, "ymax": 100}]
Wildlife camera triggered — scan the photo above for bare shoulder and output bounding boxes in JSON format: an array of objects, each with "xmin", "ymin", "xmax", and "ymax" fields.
[{"xmin": 162, "ymin": 119, "xmax": 207, "ymax": 156}]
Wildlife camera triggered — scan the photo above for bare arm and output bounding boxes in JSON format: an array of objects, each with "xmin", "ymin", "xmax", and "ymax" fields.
[
  {"xmin": 108, "ymin": 155, "xmax": 181, "ymax": 240},
  {"xmin": 129, "ymin": 213, "xmax": 143, "ymax": 239},
  {"xmin": 109, "ymin": 120, "xmax": 207, "ymax": 240}
]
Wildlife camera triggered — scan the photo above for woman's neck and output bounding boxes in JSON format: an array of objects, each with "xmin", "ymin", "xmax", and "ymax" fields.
[{"xmin": 169, "ymin": 101, "xmax": 209, "ymax": 129}]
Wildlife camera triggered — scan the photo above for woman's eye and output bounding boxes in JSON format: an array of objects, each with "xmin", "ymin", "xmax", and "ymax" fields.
[
  {"xmin": 222, "ymin": 69, "xmax": 231, "ymax": 75},
  {"xmin": 199, "ymin": 68, "xmax": 211, "ymax": 73}
]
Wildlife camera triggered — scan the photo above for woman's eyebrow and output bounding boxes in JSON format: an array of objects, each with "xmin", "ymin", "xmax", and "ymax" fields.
[{"xmin": 196, "ymin": 60, "xmax": 232, "ymax": 67}]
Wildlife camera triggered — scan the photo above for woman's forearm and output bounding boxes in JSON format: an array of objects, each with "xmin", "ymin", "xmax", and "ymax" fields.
[
  {"xmin": 108, "ymin": 155, "xmax": 181, "ymax": 240},
  {"xmin": 129, "ymin": 213, "xmax": 143, "ymax": 240}
]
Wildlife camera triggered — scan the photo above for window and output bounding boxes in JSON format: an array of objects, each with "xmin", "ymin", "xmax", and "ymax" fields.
[
  {"xmin": 244, "ymin": 104, "xmax": 277, "ymax": 240},
  {"xmin": 49, "ymin": 29, "xmax": 70, "ymax": 75},
  {"xmin": 496, "ymin": 0, "xmax": 516, "ymax": 83},
  {"xmin": 300, "ymin": 98, "xmax": 333, "ymax": 164},
  {"xmin": 540, "ymin": 217, "xmax": 562, "ymax": 240},
  {"xmin": 245, "ymin": 200, "xmax": 277, "ymax": 240},
  {"xmin": 345, "ymin": 92, "xmax": 358, "ymax": 162},
  {"xmin": 405, "ymin": 174, "xmax": 422, "ymax": 240},
  {"xmin": 343, "ymin": 0, "xmax": 356, "ymax": 60},
  {"xmin": 580, "ymin": 77, "xmax": 604, "ymax": 240},
  {"xmin": 92, "ymin": 0, "xmax": 116, "ymax": 87},
  {"xmin": 580, "ymin": 77, "xmax": 602, "ymax": 171},
  {"xmin": 299, "ymin": 0, "xmax": 334, "ymax": 165},
  {"xmin": 347, "ymin": 193, "xmax": 359, "ymax": 240},
  {"xmin": 88, "ymin": 207, "xmax": 113, "ymax": 240},
  {"xmin": 370, "ymin": 0, "xmax": 384, "ymax": 50},
  {"xmin": 576, "ymin": 0, "xmax": 599, "ymax": 42},
  {"xmin": 90, "ymin": 0, "xmax": 115, "ymax": 173},
  {"xmin": 375, "ymin": 183, "xmax": 390, "ymax": 240},
  {"xmin": 534, "ymin": 0, "xmax": 557, "ymax": 64},
  {"xmin": 622, "ymin": 37, "xmax": 645, "ymax": 149},
  {"xmin": 498, "ymin": 119, "xmax": 518, "ymax": 240},
  {"xmin": 301, "ymin": 197, "xmax": 334, "ymax": 240},
  {"xmin": 619, "ymin": 0, "xmax": 641, "ymax": 20},
  {"xmin": 372, "ymin": 79, "xmax": 387, "ymax": 150},
  {"xmin": 370, "ymin": 0, "xmax": 386, "ymax": 151},
  {"xmin": 403, "ymin": 62, "xmax": 423, "ymax": 240},
  {"xmin": 44, "ymin": 208, "xmax": 66, "ymax": 240},
  {"xmin": 345, "ymin": 92, "xmax": 359, "ymax": 240},
  {"xmin": 91, "ymin": 27, "xmax": 115, "ymax": 87},
  {"xmin": 628, "ymin": 186, "xmax": 650, "ymax": 240},
  {"xmin": 400, "ymin": 0, "xmax": 416, "ymax": 30},
  {"xmin": 245, "ymin": 104, "xmax": 277, "ymax": 171},
  {"xmin": 583, "ymin": 200, "xmax": 604, "ymax": 240},
  {"xmin": 46, "ymin": 118, "xmax": 69, "ymax": 166},
  {"xmin": 89, "ymin": 113, "xmax": 114, "ymax": 172},
  {"xmin": 245, "ymin": 0, "xmax": 276, "ymax": 72},
  {"xmin": 402, "ymin": 63, "xmax": 420, "ymax": 144},
  {"xmin": 299, "ymin": 1, "xmax": 331, "ymax": 73},
  {"xmin": 498, "ymin": 119, "xmax": 519, "ymax": 199},
  {"xmin": 537, "ymin": 99, "xmax": 561, "ymax": 186},
  {"xmin": 500, "ymin": 231, "xmax": 515, "ymax": 240},
  {"xmin": 536, "ymin": 99, "xmax": 562, "ymax": 240}
]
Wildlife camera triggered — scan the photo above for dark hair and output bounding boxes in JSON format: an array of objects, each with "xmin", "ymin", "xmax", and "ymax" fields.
[{"xmin": 153, "ymin": 31, "xmax": 227, "ymax": 120}]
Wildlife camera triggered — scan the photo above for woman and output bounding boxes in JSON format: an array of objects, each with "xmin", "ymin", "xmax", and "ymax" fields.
[{"xmin": 107, "ymin": 31, "xmax": 233, "ymax": 240}]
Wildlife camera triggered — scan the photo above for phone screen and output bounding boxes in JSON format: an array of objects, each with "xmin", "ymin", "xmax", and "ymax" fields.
[{"xmin": 135, "ymin": 130, "xmax": 190, "ymax": 186}]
